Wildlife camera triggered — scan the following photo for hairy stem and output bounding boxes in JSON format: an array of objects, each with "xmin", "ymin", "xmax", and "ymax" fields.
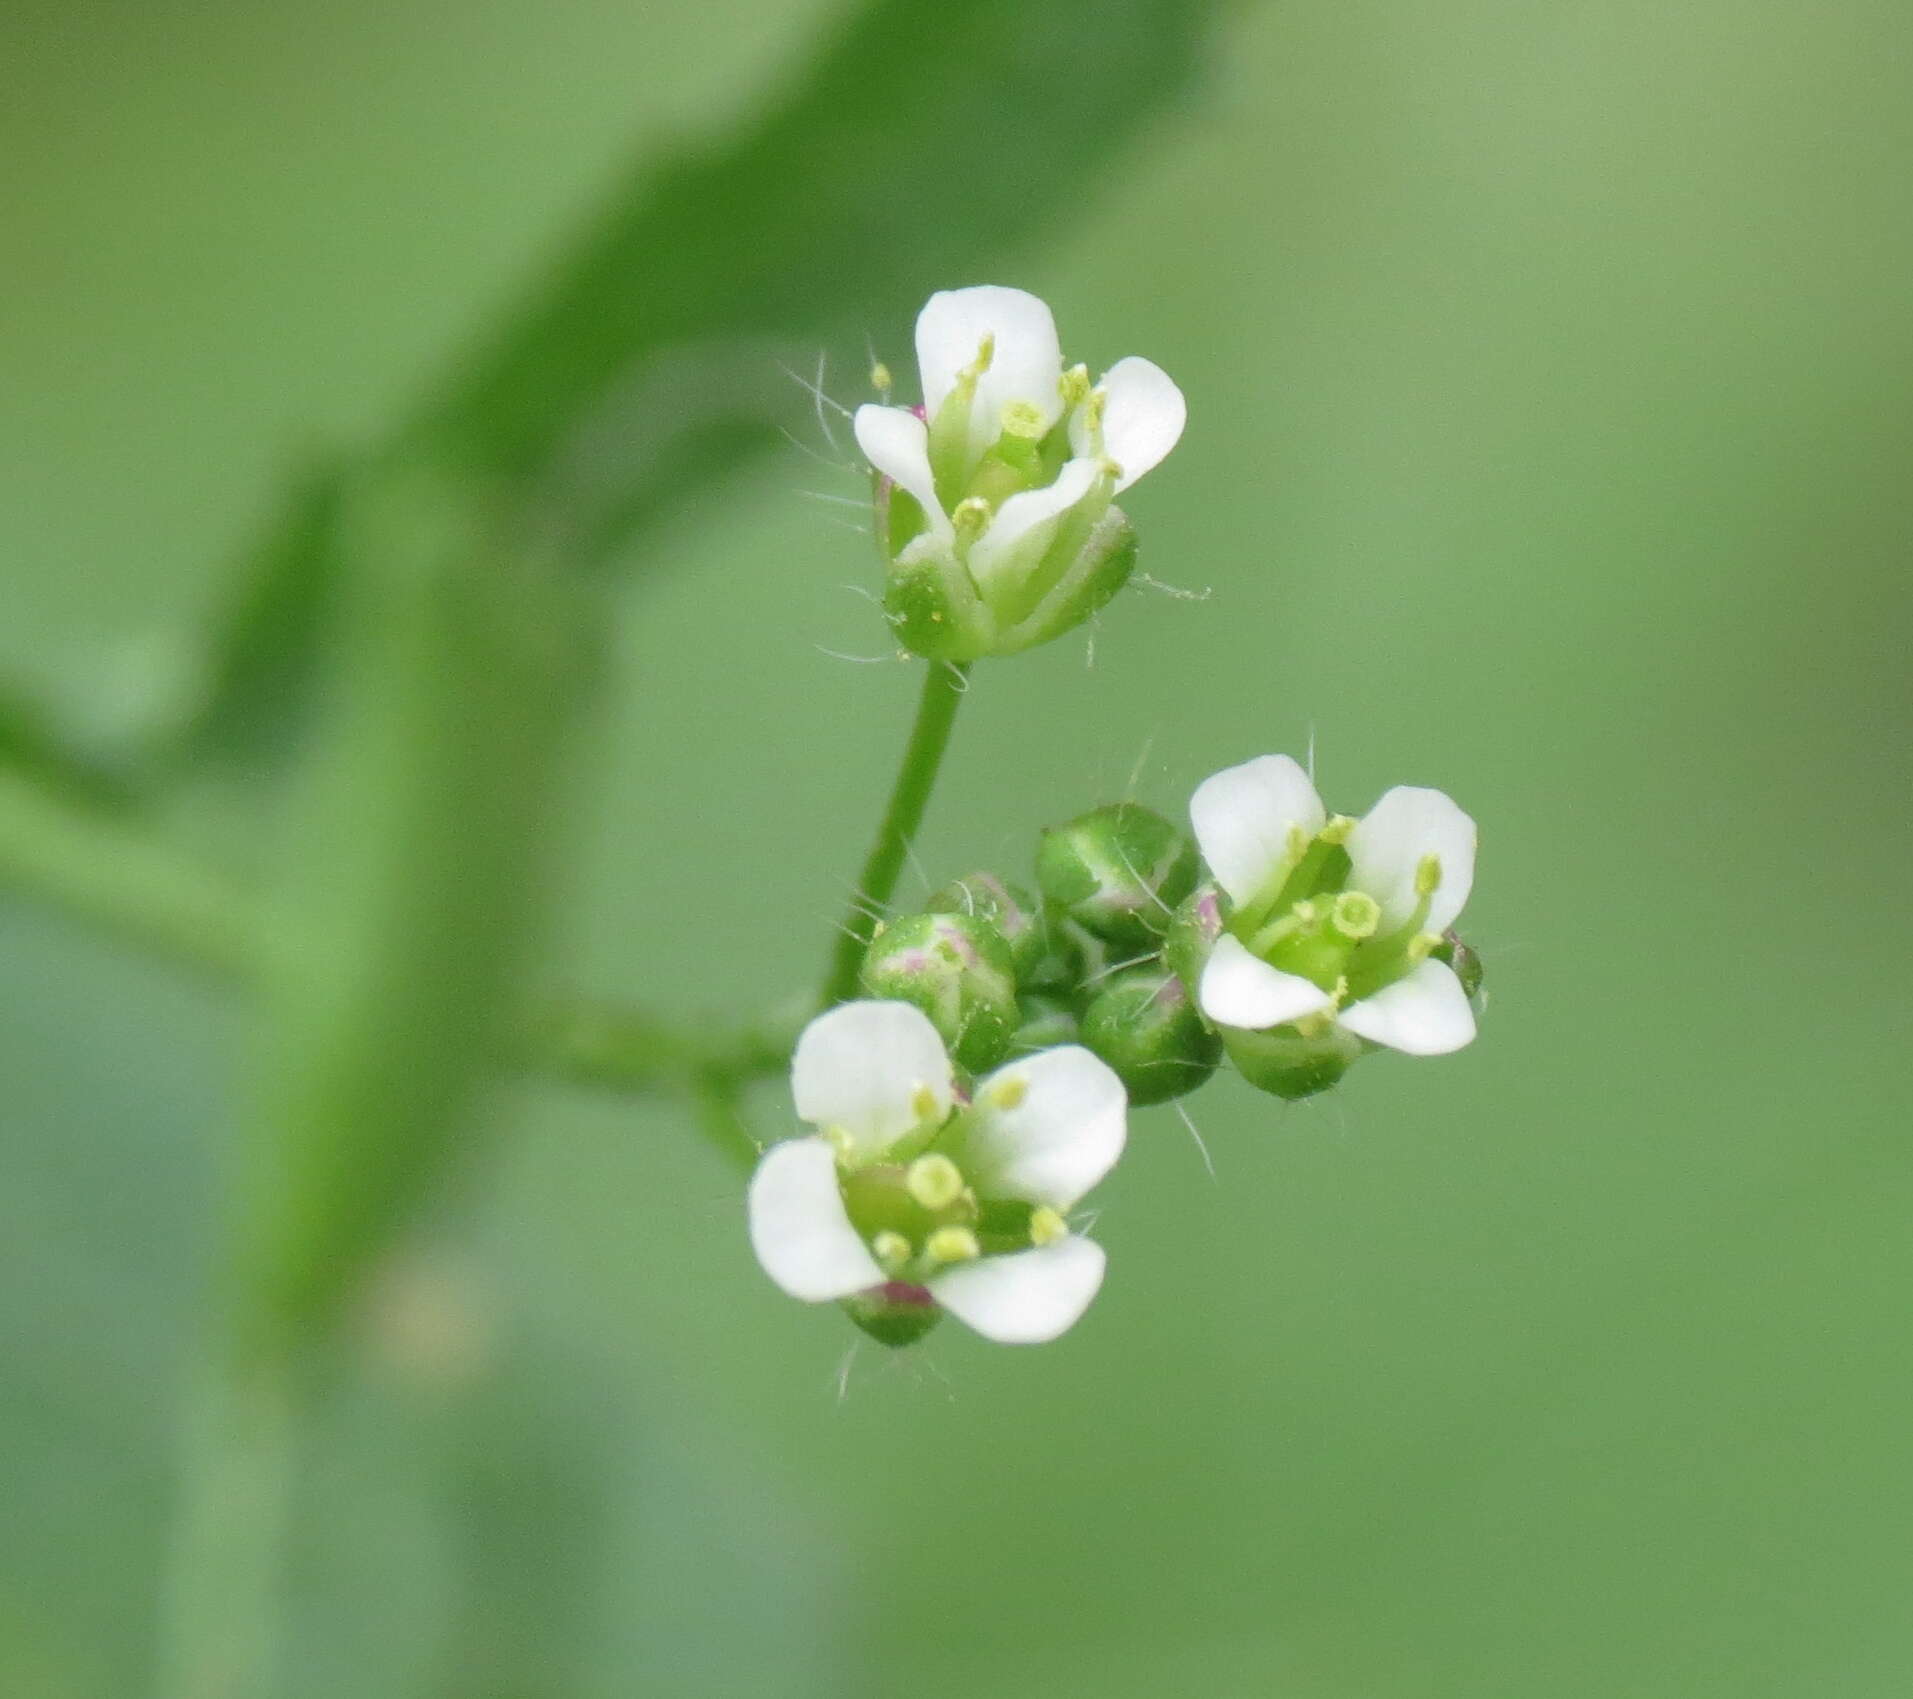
[{"xmin": 820, "ymin": 660, "xmax": 970, "ymax": 1007}]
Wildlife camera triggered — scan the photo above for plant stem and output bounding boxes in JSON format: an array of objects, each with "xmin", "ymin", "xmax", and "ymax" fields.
[{"xmin": 820, "ymin": 661, "xmax": 969, "ymax": 1007}]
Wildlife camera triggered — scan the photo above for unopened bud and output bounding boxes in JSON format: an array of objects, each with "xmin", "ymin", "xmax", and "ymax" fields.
[
  {"xmin": 1037, "ymin": 803, "xmax": 1199, "ymax": 952},
  {"xmin": 859, "ymin": 910, "xmax": 1019, "ymax": 1074},
  {"xmin": 926, "ymin": 871, "xmax": 1048, "ymax": 978},
  {"xmin": 1080, "ymin": 966, "xmax": 1221, "ymax": 1106},
  {"xmin": 1165, "ymin": 881, "xmax": 1227, "ymax": 994},
  {"xmin": 1012, "ymin": 991, "xmax": 1080, "ymax": 1051}
]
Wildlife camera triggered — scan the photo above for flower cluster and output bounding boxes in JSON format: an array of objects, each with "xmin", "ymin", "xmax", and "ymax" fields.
[
  {"xmin": 744, "ymin": 287, "xmax": 1489, "ymax": 1350},
  {"xmin": 855, "ymin": 285, "xmax": 1185, "ymax": 661}
]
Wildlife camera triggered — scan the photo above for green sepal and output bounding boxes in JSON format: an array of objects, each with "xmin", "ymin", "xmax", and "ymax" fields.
[
  {"xmin": 1012, "ymin": 991, "xmax": 1080, "ymax": 1052},
  {"xmin": 841, "ymin": 1283, "xmax": 943, "ymax": 1349},
  {"xmin": 924, "ymin": 870, "xmax": 1047, "ymax": 979},
  {"xmin": 1035, "ymin": 802, "xmax": 1199, "ymax": 953},
  {"xmin": 994, "ymin": 507, "xmax": 1137, "ymax": 656},
  {"xmin": 1434, "ymin": 931, "xmax": 1485, "ymax": 1002},
  {"xmin": 883, "ymin": 534, "xmax": 991, "ymax": 663},
  {"xmin": 858, "ymin": 910, "xmax": 1019, "ymax": 1074},
  {"xmin": 1080, "ymin": 965, "xmax": 1221, "ymax": 1106},
  {"xmin": 1165, "ymin": 880, "xmax": 1228, "ymax": 995},
  {"xmin": 1222, "ymin": 1024, "xmax": 1363, "ymax": 1101}
]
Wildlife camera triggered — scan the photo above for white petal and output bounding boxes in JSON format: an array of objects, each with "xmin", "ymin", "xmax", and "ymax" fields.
[
  {"xmin": 965, "ymin": 457, "xmax": 1102, "ymax": 597},
  {"xmin": 916, "ymin": 286, "xmax": 1063, "ymax": 460},
  {"xmin": 747, "ymin": 1137, "xmax": 883, "ymax": 1302},
  {"xmin": 1072, "ymin": 356, "xmax": 1185, "ymax": 492},
  {"xmin": 1188, "ymin": 754, "xmax": 1326, "ymax": 907},
  {"xmin": 1338, "ymin": 959, "xmax": 1477, "ymax": 1055},
  {"xmin": 965, "ymin": 1046, "xmax": 1127, "ymax": 1210},
  {"xmin": 929, "ymin": 1236, "xmax": 1107, "ymax": 1345},
  {"xmin": 790, "ymin": 1000, "xmax": 954, "ymax": 1158},
  {"xmin": 852, "ymin": 404, "xmax": 948, "ymax": 533},
  {"xmin": 1347, "ymin": 786, "xmax": 1477, "ymax": 934},
  {"xmin": 1197, "ymin": 934, "xmax": 1335, "ymax": 1031}
]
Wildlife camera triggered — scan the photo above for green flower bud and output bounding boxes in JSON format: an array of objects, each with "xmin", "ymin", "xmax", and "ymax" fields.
[
  {"xmin": 924, "ymin": 871, "xmax": 1048, "ymax": 980},
  {"xmin": 1079, "ymin": 967, "xmax": 1221, "ymax": 1106},
  {"xmin": 1164, "ymin": 880, "xmax": 1227, "ymax": 993},
  {"xmin": 1220, "ymin": 1023, "xmax": 1364, "ymax": 1102},
  {"xmin": 1433, "ymin": 931, "xmax": 1485, "ymax": 1002},
  {"xmin": 1036, "ymin": 803, "xmax": 1199, "ymax": 952},
  {"xmin": 1011, "ymin": 991, "xmax": 1080, "ymax": 1052},
  {"xmin": 858, "ymin": 911, "xmax": 1018, "ymax": 1074},
  {"xmin": 841, "ymin": 1281, "xmax": 943, "ymax": 1349}
]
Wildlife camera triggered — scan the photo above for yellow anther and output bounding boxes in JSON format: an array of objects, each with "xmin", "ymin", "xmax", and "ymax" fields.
[
  {"xmin": 1407, "ymin": 930, "xmax": 1443, "ymax": 965},
  {"xmin": 1059, "ymin": 363, "xmax": 1092, "ymax": 406},
  {"xmin": 823, "ymin": 1125, "xmax": 856, "ymax": 1160},
  {"xmin": 1285, "ymin": 822, "xmax": 1310, "ymax": 862},
  {"xmin": 952, "ymin": 495, "xmax": 992, "ymax": 540},
  {"xmin": 1292, "ymin": 899, "xmax": 1320, "ymax": 926},
  {"xmin": 1029, "ymin": 1206, "xmax": 1068, "ymax": 1247},
  {"xmin": 1000, "ymin": 399, "xmax": 1046, "ymax": 440},
  {"xmin": 965, "ymin": 333, "xmax": 996, "ymax": 377},
  {"xmin": 1415, "ymin": 853, "xmax": 1443, "ymax": 897},
  {"xmin": 1100, "ymin": 456, "xmax": 1124, "ymax": 484},
  {"xmin": 987, "ymin": 1073, "xmax": 1029, "ymax": 1111},
  {"xmin": 1319, "ymin": 814, "xmax": 1356, "ymax": 846},
  {"xmin": 872, "ymin": 1230, "xmax": 912, "ymax": 1270},
  {"xmin": 926, "ymin": 1226, "xmax": 981, "ymax": 1265},
  {"xmin": 906, "ymin": 1153, "xmax": 965, "ymax": 1211},
  {"xmin": 910, "ymin": 1082, "xmax": 941, "ymax": 1123},
  {"xmin": 1331, "ymin": 890, "xmax": 1381, "ymax": 941},
  {"xmin": 869, "ymin": 360, "xmax": 893, "ymax": 397},
  {"xmin": 1294, "ymin": 1009, "xmax": 1336, "ymax": 1039}
]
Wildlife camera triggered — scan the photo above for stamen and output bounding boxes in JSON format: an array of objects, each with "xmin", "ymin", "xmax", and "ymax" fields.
[
  {"xmin": 869, "ymin": 360, "xmax": 893, "ymax": 398},
  {"xmin": 1415, "ymin": 853, "xmax": 1443, "ymax": 896},
  {"xmin": 1318, "ymin": 814, "xmax": 1356, "ymax": 847},
  {"xmin": 926, "ymin": 1226, "xmax": 981, "ymax": 1264},
  {"xmin": 986, "ymin": 1073, "xmax": 1029, "ymax": 1111},
  {"xmin": 1059, "ymin": 363, "xmax": 1092, "ymax": 406},
  {"xmin": 872, "ymin": 1230, "xmax": 912, "ymax": 1271},
  {"xmin": 823, "ymin": 1125, "xmax": 856, "ymax": 1161},
  {"xmin": 1029, "ymin": 1207, "xmax": 1068, "ymax": 1247},
  {"xmin": 1406, "ymin": 930, "xmax": 1442, "ymax": 965},
  {"xmin": 952, "ymin": 496, "xmax": 992, "ymax": 542},
  {"xmin": 906, "ymin": 1153, "xmax": 965, "ymax": 1211},
  {"xmin": 967, "ymin": 333, "xmax": 996, "ymax": 377},
  {"xmin": 909, "ymin": 1082, "xmax": 941, "ymax": 1123}
]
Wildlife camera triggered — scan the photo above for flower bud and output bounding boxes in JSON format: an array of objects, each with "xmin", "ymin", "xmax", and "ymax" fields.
[
  {"xmin": 1433, "ymin": 931, "xmax": 1485, "ymax": 1002},
  {"xmin": 1220, "ymin": 1023, "xmax": 1364, "ymax": 1102},
  {"xmin": 1036, "ymin": 803, "xmax": 1199, "ymax": 952},
  {"xmin": 924, "ymin": 871, "xmax": 1048, "ymax": 980},
  {"xmin": 858, "ymin": 911, "xmax": 1019, "ymax": 1074},
  {"xmin": 1079, "ymin": 967, "xmax": 1221, "ymax": 1106},
  {"xmin": 1164, "ymin": 880, "xmax": 1227, "ymax": 993},
  {"xmin": 1011, "ymin": 991, "xmax": 1080, "ymax": 1052}
]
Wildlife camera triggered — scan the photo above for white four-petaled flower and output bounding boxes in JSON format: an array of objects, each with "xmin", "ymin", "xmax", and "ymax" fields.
[
  {"xmin": 854, "ymin": 285, "xmax": 1185, "ymax": 606},
  {"xmin": 1189, "ymin": 755, "xmax": 1479, "ymax": 1056},
  {"xmin": 748, "ymin": 1000, "xmax": 1127, "ymax": 1345}
]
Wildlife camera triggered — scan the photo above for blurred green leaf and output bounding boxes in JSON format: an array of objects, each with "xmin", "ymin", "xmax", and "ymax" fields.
[
  {"xmin": 232, "ymin": 465, "xmax": 603, "ymax": 1347},
  {"xmin": 175, "ymin": 0, "xmax": 1217, "ymax": 769}
]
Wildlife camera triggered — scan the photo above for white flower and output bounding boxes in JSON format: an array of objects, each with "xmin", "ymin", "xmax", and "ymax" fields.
[
  {"xmin": 854, "ymin": 286, "xmax": 1185, "ymax": 629},
  {"xmin": 1187, "ymin": 755, "xmax": 1479, "ymax": 1057},
  {"xmin": 748, "ymin": 999, "xmax": 1127, "ymax": 1345}
]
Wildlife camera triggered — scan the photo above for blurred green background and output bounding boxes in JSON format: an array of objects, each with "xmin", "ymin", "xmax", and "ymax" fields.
[{"xmin": 5, "ymin": 0, "xmax": 1912, "ymax": 1695}]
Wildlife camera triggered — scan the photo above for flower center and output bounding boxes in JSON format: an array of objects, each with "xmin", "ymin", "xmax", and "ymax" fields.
[
  {"xmin": 1225, "ymin": 820, "xmax": 1445, "ymax": 1008},
  {"xmin": 836, "ymin": 1136, "xmax": 1061, "ymax": 1284}
]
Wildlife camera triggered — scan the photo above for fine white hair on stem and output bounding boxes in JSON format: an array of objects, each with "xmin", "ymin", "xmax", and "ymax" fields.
[
  {"xmin": 1121, "ymin": 733, "xmax": 1157, "ymax": 804},
  {"xmin": 936, "ymin": 659, "xmax": 971, "ymax": 693},
  {"xmin": 777, "ymin": 352, "xmax": 852, "ymax": 454},
  {"xmin": 834, "ymin": 1339, "xmax": 861, "ymax": 1405},
  {"xmin": 1305, "ymin": 723, "xmax": 1318, "ymax": 784},
  {"xmin": 1110, "ymin": 837, "xmax": 1176, "ymax": 920},
  {"xmin": 900, "ymin": 836, "xmax": 933, "ymax": 897},
  {"xmin": 778, "ymin": 424, "xmax": 859, "ymax": 474},
  {"xmin": 1082, "ymin": 949, "xmax": 1163, "ymax": 987},
  {"xmin": 800, "ymin": 489, "xmax": 870, "ymax": 509},
  {"xmin": 1132, "ymin": 571, "xmax": 1213, "ymax": 602},
  {"xmin": 813, "ymin": 645, "xmax": 900, "ymax": 665},
  {"xmin": 1173, "ymin": 1099, "xmax": 1217, "ymax": 1180}
]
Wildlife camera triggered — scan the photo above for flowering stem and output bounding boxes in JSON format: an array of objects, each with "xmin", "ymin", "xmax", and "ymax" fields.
[{"xmin": 821, "ymin": 660, "xmax": 970, "ymax": 1007}]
